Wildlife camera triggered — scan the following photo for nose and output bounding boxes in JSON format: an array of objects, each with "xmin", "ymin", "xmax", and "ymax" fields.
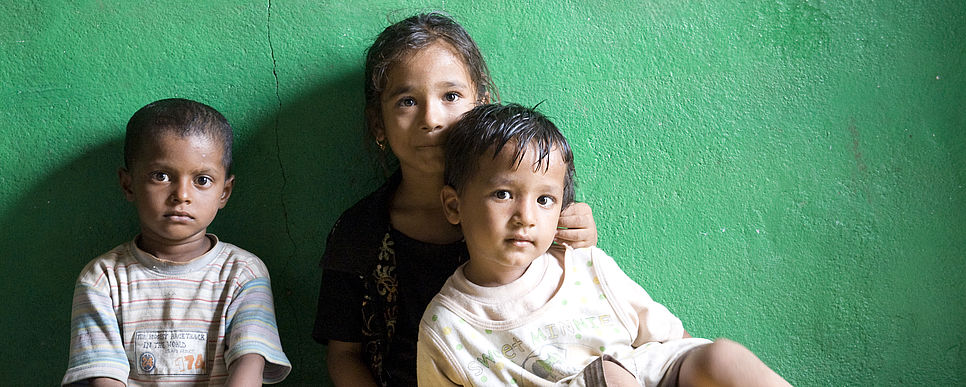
[
  {"xmin": 512, "ymin": 199, "xmax": 537, "ymax": 228},
  {"xmin": 170, "ymin": 178, "xmax": 191, "ymax": 204},
  {"xmin": 421, "ymin": 100, "xmax": 445, "ymax": 132}
]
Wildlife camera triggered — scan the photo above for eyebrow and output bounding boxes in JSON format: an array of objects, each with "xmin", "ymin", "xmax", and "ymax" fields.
[
  {"xmin": 141, "ymin": 160, "xmax": 225, "ymax": 175},
  {"xmin": 383, "ymin": 80, "xmax": 472, "ymax": 101},
  {"xmin": 384, "ymin": 84, "xmax": 413, "ymax": 100}
]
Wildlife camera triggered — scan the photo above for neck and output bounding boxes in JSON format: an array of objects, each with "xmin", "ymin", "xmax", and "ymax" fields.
[
  {"xmin": 136, "ymin": 233, "xmax": 212, "ymax": 263},
  {"xmin": 394, "ymin": 168, "xmax": 445, "ymax": 209},
  {"xmin": 463, "ymin": 260, "xmax": 530, "ymax": 287},
  {"xmin": 389, "ymin": 166, "xmax": 463, "ymax": 244}
]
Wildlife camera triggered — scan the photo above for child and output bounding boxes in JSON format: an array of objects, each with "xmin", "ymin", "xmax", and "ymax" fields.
[
  {"xmin": 62, "ymin": 98, "xmax": 291, "ymax": 386},
  {"xmin": 417, "ymin": 103, "xmax": 791, "ymax": 386},
  {"xmin": 312, "ymin": 12, "xmax": 599, "ymax": 386}
]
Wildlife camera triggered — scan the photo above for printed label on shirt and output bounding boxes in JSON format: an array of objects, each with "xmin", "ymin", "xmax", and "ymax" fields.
[{"xmin": 134, "ymin": 330, "xmax": 209, "ymax": 375}]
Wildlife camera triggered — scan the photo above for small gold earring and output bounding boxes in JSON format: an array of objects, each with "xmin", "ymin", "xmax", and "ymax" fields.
[{"xmin": 377, "ymin": 140, "xmax": 386, "ymax": 151}]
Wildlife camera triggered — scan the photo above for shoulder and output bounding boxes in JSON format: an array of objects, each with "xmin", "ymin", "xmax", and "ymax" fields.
[
  {"xmin": 569, "ymin": 246, "xmax": 619, "ymax": 270},
  {"xmin": 75, "ymin": 241, "xmax": 137, "ymax": 286},
  {"xmin": 568, "ymin": 246, "xmax": 636, "ymax": 290},
  {"xmin": 420, "ymin": 279, "xmax": 465, "ymax": 328},
  {"xmin": 418, "ymin": 295, "xmax": 457, "ymax": 343},
  {"xmin": 322, "ymin": 173, "xmax": 399, "ymax": 272},
  {"xmin": 214, "ymin": 240, "xmax": 271, "ymax": 280}
]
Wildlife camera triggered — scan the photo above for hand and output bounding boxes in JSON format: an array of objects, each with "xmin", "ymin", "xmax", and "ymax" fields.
[
  {"xmin": 553, "ymin": 202, "xmax": 598, "ymax": 249},
  {"xmin": 327, "ymin": 340, "xmax": 380, "ymax": 387}
]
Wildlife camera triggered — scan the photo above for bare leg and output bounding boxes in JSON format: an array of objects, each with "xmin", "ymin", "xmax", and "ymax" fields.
[
  {"xmin": 678, "ymin": 338, "xmax": 791, "ymax": 387},
  {"xmin": 601, "ymin": 358, "xmax": 641, "ymax": 387},
  {"xmin": 583, "ymin": 355, "xmax": 642, "ymax": 387}
]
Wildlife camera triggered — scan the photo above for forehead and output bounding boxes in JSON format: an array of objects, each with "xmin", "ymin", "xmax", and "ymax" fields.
[
  {"xmin": 135, "ymin": 132, "xmax": 225, "ymax": 169},
  {"xmin": 382, "ymin": 42, "xmax": 474, "ymax": 98},
  {"xmin": 472, "ymin": 144, "xmax": 567, "ymax": 186}
]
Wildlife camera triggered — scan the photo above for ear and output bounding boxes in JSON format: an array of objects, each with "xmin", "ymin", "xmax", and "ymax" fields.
[
  {"xmin": 219, "ymin": 175, "xmax": 235, "ymax": 208},
  {"xmin": 440, "ymin": 185, "xmax": 462, "ymax": 225},
  {"xmin": 373, "ymin": 120, "xmax": 386, "ymax": 144},
  {"xmin": 118, "ymin": 168, "xmax": 135, "ymax": 202},
  {"xmin": 366, "ymin": 107, "xmax": 386, "ymax": 143}
]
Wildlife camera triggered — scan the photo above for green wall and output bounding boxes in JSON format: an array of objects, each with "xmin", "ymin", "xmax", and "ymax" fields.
[{"xmin": 1, "ymin": 1, "xmax": 963, "ymax": 385}]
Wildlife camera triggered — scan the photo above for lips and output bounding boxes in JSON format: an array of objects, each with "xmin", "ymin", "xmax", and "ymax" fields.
[
  {"xmin": 164, "ymin": 211, "xmax": 194, "ymax": 222},
  {"xmin": 507, "ymin": 235, "xmax": 534, "ymax": 247}
]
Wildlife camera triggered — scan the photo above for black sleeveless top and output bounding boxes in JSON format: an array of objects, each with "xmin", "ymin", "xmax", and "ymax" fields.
[{"xmin": 313, "ymin": 171, "xmax": 467, "ymax": 386}]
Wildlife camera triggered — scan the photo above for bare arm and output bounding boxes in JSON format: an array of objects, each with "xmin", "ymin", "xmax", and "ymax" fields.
[
  {"xmin": 553, "ymin": 202, "xmax": 598, "ymax": 249},
  {"xmin": 88, "ymin": 378, "xmax": 125, "ymax": 387},
  {"xmin": 225, "ymin": 353, "xmax": 265, "ymax": 387},
  {"xmin": 327, "ymin": 340, "xmax": 379, "ymax": 387}
]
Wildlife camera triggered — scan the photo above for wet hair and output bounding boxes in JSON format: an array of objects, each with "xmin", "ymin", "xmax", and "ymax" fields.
[
  {"xmin": 444, "ymin": 103, "xmax": 576, "ymax": 208},
  {"xmin": 364, "ymin": 11, "xmax": 498, "ymax": 172},
  {"xmin": 123, "ymin": 98, "xmax": 234, "ymax": 174}
]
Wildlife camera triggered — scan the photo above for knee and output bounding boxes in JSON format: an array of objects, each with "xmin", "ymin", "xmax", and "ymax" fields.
[
  {"xmin": 601, "ymin": 358, "xmax": 640, "ymax": 387},
  {"xmin": 702, "ymin": 338, "xmax": 748, "ymax": 361},
  {"xmin": 680, "ymin": 338, "xmax": 753, "ymax": 382}
]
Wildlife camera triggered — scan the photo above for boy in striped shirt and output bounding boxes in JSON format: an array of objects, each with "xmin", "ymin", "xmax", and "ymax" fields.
[{"xmin": 63, "ymin": 98, "xmax": 290, "ymax": 386}]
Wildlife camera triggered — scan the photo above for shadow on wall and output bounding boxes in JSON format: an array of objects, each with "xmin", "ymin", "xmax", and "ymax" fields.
[
  {"xmin": 0, "ymin": 138, "xmax": 135, "ymax": 385},
  {"xmin": 0, "ymin": 69, "xmax": 373, "ymax": 385},
  {"xmin": 219, "ymin": 69, "xmax": 377, "ymax": 384}
]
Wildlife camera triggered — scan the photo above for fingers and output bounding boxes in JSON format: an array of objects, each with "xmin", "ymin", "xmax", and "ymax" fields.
[
  {"xmin": 560, "ymin": 201, "xmax": 592, "ymax": 219},
  {"xmin": 547, "ymin": 243, "xmax": 567, "ymax": 259},
  {"xmin": 556, "ymin": 202, "xmax": 598, "ymax": 248},
  {"xmin": 554, "ymin": 227, "xmax": 596, "ymax": 248}
]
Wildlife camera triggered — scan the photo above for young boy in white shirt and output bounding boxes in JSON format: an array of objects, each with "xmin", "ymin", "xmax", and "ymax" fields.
[{"xmin": 417, "ymin": 103, "xmax": 790, "ymax": 386}]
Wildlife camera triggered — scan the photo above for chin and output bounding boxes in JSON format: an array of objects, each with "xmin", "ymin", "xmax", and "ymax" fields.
[{"xmin": 502, "ymin": 253, "xmax": 541, "ymax": 267}]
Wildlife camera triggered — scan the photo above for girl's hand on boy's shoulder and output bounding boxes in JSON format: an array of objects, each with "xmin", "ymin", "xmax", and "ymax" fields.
[{"xmin": 553, "ymin": 202, "xmax": 598, "ymax": 249}]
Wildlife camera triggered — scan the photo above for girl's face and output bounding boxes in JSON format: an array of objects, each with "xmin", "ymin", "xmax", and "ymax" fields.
[{"xmin": 378, "ymin": 41, "xmax": 477, "ymax": 177}]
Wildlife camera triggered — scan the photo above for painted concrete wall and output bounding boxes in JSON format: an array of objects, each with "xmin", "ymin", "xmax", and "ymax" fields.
[{"xmin": 1, "ymin": 1, "xmax": 963, "ymax": 385}]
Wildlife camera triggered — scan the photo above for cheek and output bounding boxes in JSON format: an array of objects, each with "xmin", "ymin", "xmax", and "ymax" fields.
[{"xmin": 541, "ymin": 213, "xmax": 561, "ymax": 231}]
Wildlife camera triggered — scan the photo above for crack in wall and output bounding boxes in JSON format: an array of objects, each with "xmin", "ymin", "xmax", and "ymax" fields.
[{"xmin": 268, "ymin": 0, "xmax": 297, "ymax": 259}]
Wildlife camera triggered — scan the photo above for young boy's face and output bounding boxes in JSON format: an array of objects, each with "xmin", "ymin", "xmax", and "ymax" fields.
[
  {"xmin": 442, "ymin": 143, "xmax": 568, "ymax": 286},
  {"xmin": 119, "ymin": 132, "xmax": 233, "ymax": 256}
]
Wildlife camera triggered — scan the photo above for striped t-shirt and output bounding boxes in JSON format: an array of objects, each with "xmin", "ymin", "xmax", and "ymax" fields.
[{"xmin": 62, "ymin": 235, "xmax": 291, "ymax": 385}]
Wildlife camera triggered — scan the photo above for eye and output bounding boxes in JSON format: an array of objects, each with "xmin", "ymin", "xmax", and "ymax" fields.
[
  {"xmin": 194, "ymin": 176, "xmax": 213, "ymax": 187},
  {"xmin": 150, "ymin": 171, "xmax": 169, "ymax": 182},
  {"xmin": 537, "ymin": 195, "xmax": 556, "ymax": 207},
  {"xmin": 398, "ymin": 97, "xmax": 416, "ymax": 107},
  {"xmin": 493, "ymin": 190, "xmax": 511, "ymax": 200},
  {"xmin": 443, "ymin": 92, "xmax": 460, "ymax": 102}
]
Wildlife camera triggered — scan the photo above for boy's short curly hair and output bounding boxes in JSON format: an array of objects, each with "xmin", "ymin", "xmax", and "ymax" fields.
[
  {"xmin": 123, "ymin": 98, "xmax": 234, "ymax": 174},
  {"xmin": 444, "ymin": 103, "xmax": 576, "ymax": 208}
]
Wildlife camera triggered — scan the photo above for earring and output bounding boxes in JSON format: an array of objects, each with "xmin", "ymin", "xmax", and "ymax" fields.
[{"xmin": 376, "ymin": 139, "xmax": 386, "ymax": 151}]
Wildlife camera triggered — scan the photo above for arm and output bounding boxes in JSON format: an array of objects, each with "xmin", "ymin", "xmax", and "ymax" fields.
[
  {"xmin": 590, "ymin": 248, "xmax": 687, "ymax": 345},
  {"xmin": 88, "ymin": 378, "xmax": 125, "ymax": 387},
  {"xmin": 225, "ymin": 275, "xmax": 291, "ymax": 383},
  {"xmin": 416, "ymin": 325, "xmax": 463, "ymax": 387},
  {"xmin": 63, "ymin": 265, "xmax": 130, "ymax": 385},
  {"xmin": 553, "ymin": 202, "xmax": 598, "ymax": 249},
  {"xmin": 225, "ymin": 353, "xmax": 265, "ymax": 387},
  {"xmin": 327, "ymin": 340, "xmax": 379, "ymax": 387}
]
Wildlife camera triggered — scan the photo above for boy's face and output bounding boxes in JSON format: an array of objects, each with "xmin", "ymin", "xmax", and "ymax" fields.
[
  {"xmin": 442, "ymin": 143, "xmax": 568, "ymax": 286},
  {"xmin": 119, "ymin": 132, "xmax": 233, "ymax": 255}
]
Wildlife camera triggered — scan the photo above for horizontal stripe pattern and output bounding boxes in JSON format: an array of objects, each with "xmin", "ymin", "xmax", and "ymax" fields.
[{"xmin": 63, "ymin": 237, "xmax": 291, "ymax": 385}]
